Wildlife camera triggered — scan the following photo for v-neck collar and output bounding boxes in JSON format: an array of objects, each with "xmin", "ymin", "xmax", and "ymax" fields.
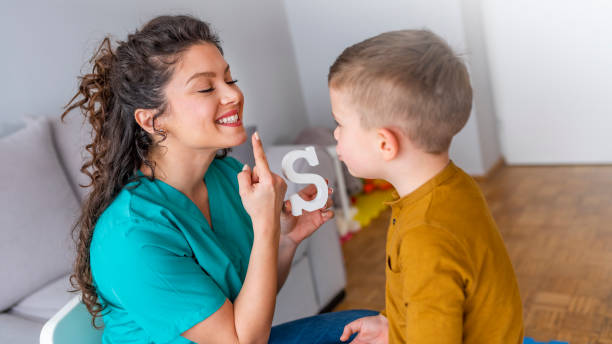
[{"xmin": 134, "ymin": 163, "xmax": 217, "ymax": 231}]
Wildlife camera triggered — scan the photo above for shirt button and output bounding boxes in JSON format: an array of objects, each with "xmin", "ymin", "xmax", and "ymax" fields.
[{"xmin": 392, "ymin": 218, "xmax": 396, "ymax": 225}]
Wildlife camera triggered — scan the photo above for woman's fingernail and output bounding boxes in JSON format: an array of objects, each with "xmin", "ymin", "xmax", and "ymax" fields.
[
  {"xmin": 254, "ymin": 131, "xmax": 260, "ymax": 141},
  {"xmin": 242, "ymin": 164, "xmax": 249, "ymax": 171}
]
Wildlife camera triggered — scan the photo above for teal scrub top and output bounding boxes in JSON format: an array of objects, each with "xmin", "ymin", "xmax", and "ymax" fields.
[{"xmin": 90, "ymin": 156, "xmax": 253, "ymax": 344}]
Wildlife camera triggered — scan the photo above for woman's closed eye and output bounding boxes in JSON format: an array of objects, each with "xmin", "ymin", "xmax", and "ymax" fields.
[
  {"xmin": 198, "ymin": 79, "xmax": 239, "ymax": 93},
  {"xmin": 198, "ymin": 87, "xmax": 215, "ymax": 93}
]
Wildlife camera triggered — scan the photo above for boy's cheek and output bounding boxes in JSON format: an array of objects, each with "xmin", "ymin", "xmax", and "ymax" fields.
[{"xmin": 343, "ymin": 158, "xmax": 369, "ymax": 179}]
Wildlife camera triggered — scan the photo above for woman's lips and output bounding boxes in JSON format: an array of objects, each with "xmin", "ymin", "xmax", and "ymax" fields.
[
  {"xmin": 216, "ymin": 109, "xmax": 239, "ymax": 121},
  {"xmin": 215, "ymin": 114, "xmax": 242, "ymax": 127},
  {"xmin": 215, "ymin": 109, "xmax": 242, "ymax": 127}
]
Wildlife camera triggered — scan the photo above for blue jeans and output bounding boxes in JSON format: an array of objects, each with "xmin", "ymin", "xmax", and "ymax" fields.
[
  {"xmin": 269, "ymin": 310, "xmax": 379, "ymax": 344},
  {"xmin": 269, "ymin": 311, "xmax": 568, "ymax": 344}
]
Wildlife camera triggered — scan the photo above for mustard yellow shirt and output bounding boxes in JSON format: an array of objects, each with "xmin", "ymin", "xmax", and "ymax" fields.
[{"xmin": 382, "ymin": 161, "xmax": 523, "ymax": 343}]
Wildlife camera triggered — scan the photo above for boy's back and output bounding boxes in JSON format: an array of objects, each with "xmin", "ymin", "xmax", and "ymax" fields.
[{"xmin": 383, "ymin": 161, "xmax": 523, "ymax": 343}]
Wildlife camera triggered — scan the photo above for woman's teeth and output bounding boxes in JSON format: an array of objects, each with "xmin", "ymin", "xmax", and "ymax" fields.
[{"xmin": 216, "ymin": 114, "xmax": 239, "ymax": 124}]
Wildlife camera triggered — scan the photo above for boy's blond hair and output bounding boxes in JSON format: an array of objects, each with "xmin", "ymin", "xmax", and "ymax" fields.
[{"xmin": 328, "ymin": 29, "xmax": 472, "ymax": 154}]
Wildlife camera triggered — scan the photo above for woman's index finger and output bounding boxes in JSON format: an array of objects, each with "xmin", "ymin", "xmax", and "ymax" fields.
[{"xmin": 251, "ymin": 132, "xmax": 271, "ymax": 174}]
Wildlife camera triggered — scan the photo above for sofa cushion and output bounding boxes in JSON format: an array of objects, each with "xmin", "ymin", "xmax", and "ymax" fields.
[
  {"xmin": 0, "ymin": 313, "xmax": 44, "ymax": 344},
  {"xmin": 50, "ymin": 114, "xmax": 93, "ymax": 202},
  {"xmin": 0, "ymin": 119, "xmax": 25, "ymax": 139},
  {"xmin": 0, "ymin": 117, "xmax": 79, "ymax": 311},
  {"xmin": 10, "ymin": 274, "xmax": 73, "ymax": 322}
]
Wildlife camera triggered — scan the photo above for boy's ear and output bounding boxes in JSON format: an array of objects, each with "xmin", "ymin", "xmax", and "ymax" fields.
[
  {"xmin": 134, "ymin": 108, "xmax": 161, "ymax": 135},
  {"xmin": 376, "ymin": 128, "xmax": 400, "ymax": 161}
]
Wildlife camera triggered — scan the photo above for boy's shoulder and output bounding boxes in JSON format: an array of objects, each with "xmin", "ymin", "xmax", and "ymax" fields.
[
  {"xmin": 427, "ymin": 163, "xmax": 493, "ymax": 223},
  {"xmin": 389, "ymin": 161, "xmax": 499, "ymax": 259},
  {"xmin": 390, "ymin": 162, "xmax": 489, "ymax": 224}
]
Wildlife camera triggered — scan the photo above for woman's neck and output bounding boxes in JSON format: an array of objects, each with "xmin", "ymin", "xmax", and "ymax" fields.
[{"xmin": 141, "ymin": 144, "xmax": 218, "ymax": 199}]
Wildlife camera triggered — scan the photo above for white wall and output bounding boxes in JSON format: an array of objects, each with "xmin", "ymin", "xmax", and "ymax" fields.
[
  {"xmin": 1, "ymin": 1, "xmax": 508, "ymax": 173},
  {"xmin": 283, "ymin": 0, "xmax": 501, "ymax": 175},
  {"xmin": 460, "ymin": 0, "xmax": 503, "ymax": 172},
  {"xmin": 0, "ymin": 0, "xmax": 308, "ymax": 144},
  {"xmin": 480, "ymin": 0, "xmax": 612, "ymax": 164}
]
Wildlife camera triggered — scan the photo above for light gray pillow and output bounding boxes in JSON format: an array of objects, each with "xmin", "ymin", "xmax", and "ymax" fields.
[
  {"xmin": 50, "ymin": 114, "xmax": 93, "ymax": 203},
  {"xmin": 0, "ymin": 117, "xmax": 79, "ymax": 311},
  {"xmin": 0, "ymin": 119, "xmax": 25, "ymax": 139},
  {"xmin": 9, "ymin": 274, "xmax": 73, "ymax": 321}
]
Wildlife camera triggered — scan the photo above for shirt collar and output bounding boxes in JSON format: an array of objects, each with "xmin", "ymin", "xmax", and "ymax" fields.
[{"xmin": 384, "ymin": 161, "xmax": 458, "ymax": 210}]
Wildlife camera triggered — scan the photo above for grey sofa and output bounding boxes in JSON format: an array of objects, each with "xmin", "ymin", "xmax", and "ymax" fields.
[{"xmin": 0, "ymin": 115, "xmax": 346, "ymax": 343}]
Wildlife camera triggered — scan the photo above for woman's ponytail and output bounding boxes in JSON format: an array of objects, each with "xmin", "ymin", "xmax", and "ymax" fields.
[{"xmin": 61, "ymin": 37, "xmax": 117, "ymax": 327}]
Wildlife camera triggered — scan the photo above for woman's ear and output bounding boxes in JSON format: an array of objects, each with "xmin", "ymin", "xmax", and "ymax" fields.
[
  {"xmin": 134, "ymin": 108, "xmax": 160, "ymax": 135},
  {"xmin": 376, "ymin": 128, "xmax": 400, "ymax": 161}
]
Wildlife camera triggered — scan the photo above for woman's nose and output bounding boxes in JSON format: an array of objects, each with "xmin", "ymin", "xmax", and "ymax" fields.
[{"xmin": 220, "ymin": 83, "xmax": 242, "ymax": 105}]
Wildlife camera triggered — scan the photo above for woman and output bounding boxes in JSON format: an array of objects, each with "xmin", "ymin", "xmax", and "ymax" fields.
[{"xmin": 64, "ymin": 15, "xmax": 376, "ymax": 344}]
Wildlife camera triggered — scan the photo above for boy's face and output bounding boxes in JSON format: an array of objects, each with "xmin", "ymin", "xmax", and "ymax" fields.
[{"xmin": 330, "ymin": 87, "xmax": 382, "ymax": 179}]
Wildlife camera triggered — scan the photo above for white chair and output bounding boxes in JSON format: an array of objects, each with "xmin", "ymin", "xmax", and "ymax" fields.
[{"xmin": 40, "ymin": 295, "xmax": 103, "ymax": 344}]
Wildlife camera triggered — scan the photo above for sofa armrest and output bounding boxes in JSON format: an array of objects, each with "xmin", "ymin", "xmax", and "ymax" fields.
[{"xmin": 307, "ymin": 216, "xmax": 346, "ymax": 308}]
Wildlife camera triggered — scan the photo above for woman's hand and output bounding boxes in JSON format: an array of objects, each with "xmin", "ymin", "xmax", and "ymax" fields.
[
  {"xmin": 340, "ymin": 314, "xmax": 389, "ymax": 344},
  {"xmin": 280, "ymin": 181, "xmax": 334, "ymax": 245},
  {"xmin": 237, "ymin": 132, "xmax": 287, "ymax": 235}
]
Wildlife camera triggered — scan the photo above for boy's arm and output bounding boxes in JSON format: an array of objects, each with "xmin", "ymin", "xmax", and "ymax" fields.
[{"xmin": 394, "ymin": 225, "xmax": 473, "ymax": 344}]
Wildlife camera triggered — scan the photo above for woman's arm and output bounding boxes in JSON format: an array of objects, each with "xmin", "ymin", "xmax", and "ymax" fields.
[
  {"xmin": 276, "ymin": 234, "xmax": 299, "ymax": 291},
  {"xmin": 183, "ymin": 218, "xmax": 279, "ymax": 344},
  {"xmin": 183, "ymin": 133, "xmax": 286, "ymax": 344},
  {"xmin": 233, "ymin": 216, "xmax": 280, "ymax": 342}
]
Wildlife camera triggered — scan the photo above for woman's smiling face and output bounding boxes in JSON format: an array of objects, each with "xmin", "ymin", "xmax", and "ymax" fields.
[{"xmin": 159, "ymin": 43, "xmax": 246, "ymax": 150}]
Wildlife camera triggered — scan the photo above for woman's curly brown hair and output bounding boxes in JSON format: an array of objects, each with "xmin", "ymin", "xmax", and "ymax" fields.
[{"xmin": 62, "ymin": 15, "xmax": 229, "ymax": 327}]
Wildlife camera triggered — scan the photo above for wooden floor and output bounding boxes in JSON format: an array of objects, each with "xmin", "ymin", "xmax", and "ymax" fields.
[{"xmin": 332, "ymin": 165, "xmax": 612, "ymax": 343}]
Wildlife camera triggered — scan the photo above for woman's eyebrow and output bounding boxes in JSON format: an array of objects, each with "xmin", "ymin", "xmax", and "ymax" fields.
[{"xmin": 185, "ymin": 65, "xmax": 230, "ymax": 85}]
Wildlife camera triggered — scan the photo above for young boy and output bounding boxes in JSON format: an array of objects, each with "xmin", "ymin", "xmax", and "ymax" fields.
[{"xmin": 330, "ymin": 30, "xmax": 524, "ymax": 343}]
